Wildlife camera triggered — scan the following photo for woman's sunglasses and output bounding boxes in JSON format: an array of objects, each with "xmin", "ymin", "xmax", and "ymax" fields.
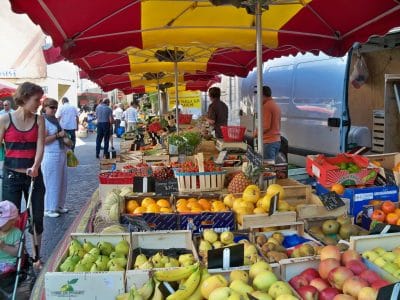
[{"xmin": 48, "ymin": 106, "xmax": 58, "ymax": 109}]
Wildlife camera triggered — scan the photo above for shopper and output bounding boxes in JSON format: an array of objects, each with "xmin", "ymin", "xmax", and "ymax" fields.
[
  {"xmin": 123, "ymin": 101, "xmax": 138, "ymax": 132},
  {"xmin": 56, "ymin": 97, "xmax": 79, "ymax": 151},
  {"xmin": 261, "ymin": 86, "xmax": 281, "ymax": 161},
  {"xmin": 113, "ymin": 103, "xmax": 123, "ymax": 135},
  {"xmin": 206, "ymin": 87, "xmax": 228, "ymax": 139},
  {"xmin": 0, "ymin": 81, "xmax": 45, "ymax": 263},
  {"xmin": 41, "ymin": 98, "xmax": 69, "ymax": 218},
  {"xmin": 0, "ymin": 100, "xmax": 15, "ymax": 115},
  {"xmin": 95, "ymin": 98, "xmax": 113, "ymax": 158}
]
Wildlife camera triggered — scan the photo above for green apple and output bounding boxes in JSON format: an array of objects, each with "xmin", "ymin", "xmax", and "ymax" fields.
[
  {"xmin": 253, "ymin": 270, "xmax": 278, "ymax": 292},
  {"xmin": 249, "ymin": 261, "xmax": 272, "ymax": 279},
  {"xmin": 251, "ymin": 291, "xmax": 273, "ymax": 300},
  {"xmin": 209, "ymin": 287, "xmax": 241, "ymax": 300},
  {"xmin": 268, "ymin": 281, "xmax": 293, "ymax": 299},
  {"xmin": 362, "ymin": 250, "xmax": 379, "ymax": 261},
  {"xmin": 229, "ymin": 270, "xmax": 249, "ymax": 284},
  {"xmin": 374, "ymin": 257, "xmax": 386, "ymax": 268},
  {"xmin": 383, "ymin": 252, "xmax": 396, "ymax": 262}
]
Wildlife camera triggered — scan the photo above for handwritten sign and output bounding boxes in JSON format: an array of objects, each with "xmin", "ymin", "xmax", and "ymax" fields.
[
  {"xmin": 319, "ymin": 192, "xmax": 346, "ymax": 210},
  {"xmin": 246, "ymin": 146, "xmax": 263, "ymax": 167},
  {"xmin": 155, "ymin": 179, "xmax": 179, "ymax": 196}
]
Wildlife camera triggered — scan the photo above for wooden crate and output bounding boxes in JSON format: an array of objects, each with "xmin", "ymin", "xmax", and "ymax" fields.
[
  {"xmin": 142, "ymin": 154, "xmax": 170, "ymax": 164},
  {"xmin": 279, "ymin": 256, "xmax": 320, "ymax": 281},
  {"xmin": 239, "ymin": 211, "xmax": 297, "ymax": 230}
]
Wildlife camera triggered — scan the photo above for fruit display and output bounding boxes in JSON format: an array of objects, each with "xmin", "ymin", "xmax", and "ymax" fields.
[
  {"xmin": 99, "ymin": 188, "xmax": 134, "ymax": 221},
  {"xmin": 227, "ymin": 164, "xmax": 262, "ymax": 193},
  {"xmin": 175, "ymin": 197, "xmax": 229, "ymax": 213},
  {"xmin": 255, "ymin": 231, "xmax": 322, "ymax": 263},
  {"xmin": 174, "ymin": 160, "xmax": 222, "ymax": 173},
  {"xmin": 117, "ymin": 262, "xmax": 297, "ymax": 300},
  {"xmin": 125, "ymin": 197, "xmax": 173, "ymax": 214},
  {"xmin": 288, "ymin": 245, "xmax": 390, "ymax": 300},
  {"xmin": 306, "ymin": 216, "xmax": 369, "ymax": 246},
  {"xmin": 132, "ymin": 251, "xmax": 196, "ymax": 269},
  {"xmin": 368, "ymin": 200, "xmax": 400, "ymax": 225},
  {"xmin": 59, "ymin": 238, "xmax": 129, "ymax": 272},
  {"xmin": 197, "ymin": 229, "xmax": 264, "ymax": 266},
  {"xmin": 362, "ymin": 245, "xmax": 400, "ymax": 280}
]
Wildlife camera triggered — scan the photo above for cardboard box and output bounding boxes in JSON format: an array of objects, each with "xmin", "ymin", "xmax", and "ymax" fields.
[
  {"xmin": 45, "ymin": 233, "xmax": 129, "ymax": 300},
  {"xmin": 366, "ymin": 152, "xmax": 400, "ymax": 186},
  {"xmin": 306, "ymin": 154, "xmax": 378, "ymax": 187},
  {"xmin": 315, "ymin": 183, "xmax": 398, "ymax": 221}
]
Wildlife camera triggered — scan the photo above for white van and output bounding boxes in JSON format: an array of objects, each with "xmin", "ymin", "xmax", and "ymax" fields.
[{"xmin": 238, "ymin": 32, "xmax": 400, "ymax": 166}]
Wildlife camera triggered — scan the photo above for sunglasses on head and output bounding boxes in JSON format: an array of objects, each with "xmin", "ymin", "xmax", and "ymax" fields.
[{"xmin": 48, "ymin": 106, "xmax": 58, "ymax": 109}]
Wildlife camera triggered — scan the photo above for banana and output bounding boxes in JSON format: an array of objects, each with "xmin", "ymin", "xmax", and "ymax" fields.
[
  {"xmin": 166, "ymin": 267, "xmax": 201, "ymax": 300},
  {"xmin": 187, "ymin": 268, "xmax": 210, "ymax": 300},
  {"xmin": 151, "ymin": 280, "xmax": 164, "ymax": 300},
  {"xmin": 154, "ymin": 263, "xmax": 199, "ymax": 282},
  {"xmin": 138, "ymin": 278, "xmax": 154, "ymax": 300}
]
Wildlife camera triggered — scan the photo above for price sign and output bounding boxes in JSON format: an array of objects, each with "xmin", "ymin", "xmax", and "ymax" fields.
[
  {"xmin": 319, "ymin": 192, "xmax": 346, "ymax": 210},
  {"xmin": 155, "ymin": 179, "xmax": 179, "ymax": 196},
  {"xmin": 207, "ymin": 243, "xmax": 244, "ymax": 269},
  {"xmin": 384, "ymin": 168, "xmax": 397, "ymax": 186},
  {"xmin": 268, "ymin": 193, "xmax": 280, "ymax": 216},
  {"xmin": 246, "ymin": 146, "xmax": 263, "ymax": 167}
]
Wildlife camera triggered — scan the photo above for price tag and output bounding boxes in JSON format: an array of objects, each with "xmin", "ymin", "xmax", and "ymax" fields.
[
  {"xmin": 319, "ymin": 192, "xmax": 346, "ymax": 210},
  {"xmin": 268, "ymin": 193, "xmax": 279, "ymax": 216},
  {"xmin": 215, "ymin": 151, "xmax": 227, "ymax": 165},
  {"xmin": 207, "ymin": 244, "xmax": 244, "ymax": 269},
  {"xmin": 246, "ymin": 146, "xmax": 263, "ymax": 167},
  {"xmin": 384, "ymin": 168, "xmax": 397, "ymax": 186},
  {"xmin": 155, "ymin": 179, "xmax": 179, "ymax": 196}
]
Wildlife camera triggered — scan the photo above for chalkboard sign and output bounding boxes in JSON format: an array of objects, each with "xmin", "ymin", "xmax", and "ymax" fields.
[
  {"xmin": 319, "ymin": 192, "xmax": 346, "ymax": 210},
  {"xmin": 268, "ymin": 193, "xmax": 279, "ymax": 216},
  {"xmin": 155, "ymin": 179, "xmax": 179, "ymax": 196},
  {"xmin": 384, "ymin": 168, "xmax": 397, "ymax": 186},
  {"xmin": 246, "ymin": 146, "xmax": 263, "ymax": 167},
  {"xmin": 207, "ymin": 244, "xmax": 244, "ymax": 269}
]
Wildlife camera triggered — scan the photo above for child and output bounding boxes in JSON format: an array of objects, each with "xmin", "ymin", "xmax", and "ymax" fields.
[{"xmin": 0, "ymin": 201, "xmax": 22, "ymax": 274}]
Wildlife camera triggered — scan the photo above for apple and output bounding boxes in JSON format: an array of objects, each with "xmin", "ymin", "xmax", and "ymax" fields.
[
  {"xmin": 297, "ymin": 285, "xmax": 319, "ymax": 300},
  {"xmin": 289, "ymin": 275, "xmax": 308, "ymax": 290},
  {"xmin": 201, "ymin": 274, "xmax": 228, "ymax": 299},
  {"xmin": 319, "ymin": 258, "xmax": 340, "ymax": 280},
  {"xmin": 361, "ymin": 251, "xmax": 379, "ymax": 262},
  {"xmin": 342, "ymin": 276, "xmax": 368, "ymax": 298},
  {"xmin": 318, "ymin": 287, "xmax": 340, "ymax": 300},
  {"xmin": 327, "ymin": 267, "xmax": 354, "ymax": 289},
  {"xmin": 358, "ymin": 287, "xmax": 378, "ymax": 300},
  {"xmin": 371, "ymin": 279, "xmax": 391, "ymax": 290},
  {"xmin": 341, "ymin": 250, "xmax": 361, "ymax": 265},
  {"xmin": 309, "ymin": 278, "xmax": 329, "ymax": 292},
  {"xmin": 229, "ymin": 270, "xmax": 249, "ymax": 283},
  {"xmin": 301, "ymin": 268, "xmax": 320, "ymax": 282},
  {"xmin": 253, "ymin": 270, "xmax": 278, "ymax": 292},
  {"xmin": 249, "ymin": 261, "xmax": 272, "ymax": 279},
  {"xmin": 345, "ymin": 260, "xmax": 367, "ymax": 275},
  {"xmin": 332, "ymin": 294, "xmax": 355, "ymax": 300},
  {"xmin": 209, "ymin": 287, "xmax": 241, "ymax": 300},
  {"xmin": 359, "ymin": 269, "xmax": 381, "ymax": 285},
  {"xmin": 320, "ymin": 245, "xmax": 341, "ymax": 261}
]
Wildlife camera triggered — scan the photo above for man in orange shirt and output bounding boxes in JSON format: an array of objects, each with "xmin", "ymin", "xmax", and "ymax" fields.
[{"xmin": 262, "ymin": 86, "xmax": 281, "ymax": 161}]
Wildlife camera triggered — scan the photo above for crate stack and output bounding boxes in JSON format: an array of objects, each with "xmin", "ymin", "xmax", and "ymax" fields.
[{"xmin": 372, "ymin": 109, "xmax": 385, "ymax": 153}]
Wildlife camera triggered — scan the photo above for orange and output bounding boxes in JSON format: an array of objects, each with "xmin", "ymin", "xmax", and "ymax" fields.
[
  {"xmin": 371, "ymin": 209, "xmax": 386, "ymax": 222},
  {"xmin": 176, "ymin": 204, "xmax": 190, "ymax": 213},
  {"xmin": 198, "ymin": 199, "xmax": 211, "ymax": 211},
  {"xmin": 397, "ymin": 219, "xmax": 400, "ymax": 226},
  {"xmin": 394, "ymin": 208, "xmax": 400, "ymax": 217},
  {"xmin": 187, "ymin": 201, "xmax": 199, "ymax": 209},
  {"xmin": 189, "ymin": 203, "xmax": 203, "ymax": 211},
  {"xmin": 190, "ymin": 207, "xmax": 203, "ymax": 213},
  {"xmin": 371, "ymin": 160, "xmax": 382, "ymax": 167},
  {"xmin": 331, "ymin": 183, "xmax": 345, "ymax": 195},
  {"xmin": 176, "ymin": 199, "xmax": 188, "ymax": 207},
  {"xmin": 382, "ymin": 201, "xmax": 396, "ymax": 214},
  {"xmin": 156, "ymin": 199, "xmax": 170, "ymax": 208},
  {"xmin": 146, "ymin": 203, "xmax": 161, "ymax": 213},
  {"xmin": 133, "ymin": 206, "xmax": 146, "ymax": 214},
  {"xmin": 126, "ymin": 200, "xmax": 139, "ymax": 214},
  {"xmin": 394, "ymin": 162, "xmax": 400, "ymax": 172},
  {"xmin": 212, "ymin": 200, "xmax": 224, "ymax": 208},
  {"xmin": 386, "ymin": 212, "xmax": 399, "ymax": 225},
  {"xmin": 141, "ymin": 197, "xmax": 156, "ymax": 208},
  {"xmin": 188, "ymin": 198, "xmax": 197, "ymax": 203},
  {"xmin": 160, "ymin": 207, "xmax": 172, "ymax": 213}
]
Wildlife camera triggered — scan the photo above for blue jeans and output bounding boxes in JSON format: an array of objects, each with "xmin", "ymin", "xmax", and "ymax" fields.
[
  {"xmin": 263, "ymin": 141, "xmax": 281, "ymax": 161},
  {"xmin": 96, "ymin": 122, "xmax": 111, "ymax": 157}
]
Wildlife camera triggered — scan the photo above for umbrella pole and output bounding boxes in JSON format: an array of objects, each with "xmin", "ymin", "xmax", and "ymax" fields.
[
  {"xmin": 256, "ymin": 0, "xmax": 264, "ymax": 159},
  {"xmin": 174, "ymin": 60, "xmax": 179, "ymax": 133},
  {"xmin": 157, "ymin": 78, "xmax": 162, "ymax": 116}
]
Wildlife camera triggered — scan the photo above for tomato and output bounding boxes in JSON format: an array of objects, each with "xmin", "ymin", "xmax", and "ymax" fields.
[
  {"xmin": 386, "ymin": 213, "xmax": 399, "ymax": 225},
  {"xmin": 381, "ymin": 201, "xmax": 396, "ymax": 214},
  {"xmin": 371, "ymin": 209, "xmax": 386, "ymax": 222}
]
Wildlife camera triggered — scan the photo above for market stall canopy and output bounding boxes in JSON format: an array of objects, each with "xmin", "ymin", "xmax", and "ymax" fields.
[
  {"xmin": 0, "ymin": 79, "xmax": 18, "ymax": 98},
  {"xmin": 11, "ymin": 0, "xmax": 400, "ymax": 60}
]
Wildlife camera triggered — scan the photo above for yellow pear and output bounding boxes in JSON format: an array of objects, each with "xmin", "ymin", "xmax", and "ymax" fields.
[
  {"xmin": 239, "ymin": 200, "xmax": 254, "ymax": 211},
  {"xmin": 278, "ymin": 201, "xmax": 290, "ymax": 212},
  {"xmin": 261, "ymin": 193, "xmax": 274, "ymax": 211},
  {"xmin": 242, "ymin": 185, "xmax": 260, "ymax": 203},
  {"xmin": 224, "ymin": 194, "xmax": 236, "ymax": 208},
  {"xmin": 253, "ymin": 207, "xmax": 266, "ymax": 214}
]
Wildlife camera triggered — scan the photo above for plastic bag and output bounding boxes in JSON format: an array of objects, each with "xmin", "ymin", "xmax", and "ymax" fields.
[
  {"xmin": 350, "ymin": 56, "xmax": 369, "ymax": 89},
  {"xmin": 67, "ymin": 150, "xmax": 79, "ymax": 167}
]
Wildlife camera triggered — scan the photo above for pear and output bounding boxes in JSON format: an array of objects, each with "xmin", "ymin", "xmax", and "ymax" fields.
[
  {"xmin": 178, "ymin": 253, "xmax": 195, "ymax": 265},
  {"xmin": 220, "ymin": 231, "xmax": 235, "ymax": 245},
  {"xmin": 213, "ymin": 241, "xmax": 224, "ymax": 249},
  {"xmin": 271, "ymin": 232, "xmax": 284, "ymax": 244},
  {"xmin": 336, "ymin": 215, "xmax": 352, "ymax": 226},
  {"xmin": 109, "ymin": 262, "xmax": 125, "ymax": 272},
  {"xmin": 97, "ymin": 241, "xmax": 114, "ymax": 256},
  {"xmin": 230, "ymin": 279, "xmax": 254, "ymax": 298},
  {"xmin": 89, "ymin": 247, "xmax": 100, "ymax": 257},
  {"xmin": 81, "ymin": 253, "xmax": 97, "ymax": 265},
  {"xmin": 244, "ymin": 244, "xmax": 258, "ymax": 258},
  {"xmin": 95, "ymin": 255, "xmax": 110, "ymax": 271},
  {"xmin": 74, "ymin": 260, "xmax": 91, "ymax": 272},
  {"xmin": 110, "ymin": 251, "xmax": 125, "ymax": 259},
  {"xmin": 82, "ymin": 240, "xmax": 95, "ymax": 252},
  {"xmin": 203, "ymin": 229, "xmax": 218, "ymax": 243},
  {"xmin": 90, "ymin": 264, "xmax": 99, "ymax": 272},
  {"xmin": 298, "ymin": 244, "xmax": 315, "ymax": 257},
  {"xmin": 134, "ymin": 254, "xmax": 148, "ymax": 269},
  {"xmin": 112, "ymin": 257, "xmax": 128, "ymax": 268},
  {"xmin": 165, "ymin": 258, "xmax": 179, "ymax": 268},
  {"xmin": 199, "ymin": 240, "xmax": 212, "ymax": 256},
  {"xmin": 256, "ymin": 235, "xmax": 267, "ymax": 247},
  {"xmin": 138, "ymin": 261, "xmax": 153, "ymax": 270},
  {"xmin": 115, "ymin": 240, "xmax": 130, "ymax": 256},
  {"xmin": 69, "ymin": 254, "xmax": 81, "ymax": 264},
  {"xmin": 59, "ymin": 257, "xmax": 77, "ymax": 272}
]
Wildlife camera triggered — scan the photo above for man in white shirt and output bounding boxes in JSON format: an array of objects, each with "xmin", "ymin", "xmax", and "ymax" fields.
[
  {"xmin": 0, "ymin": 100, "xmax": 15, "ymax": 115},
  {"xmin": 113, "ymin": 103, "xmax": 124, "ymax": 136},
  {"xmin": 56, "ymin": 97, "xmax": 79, "ymax": 151},
  {"xmin": 123, "ymin": 101, "xmax": 138, "ymax": 132}
]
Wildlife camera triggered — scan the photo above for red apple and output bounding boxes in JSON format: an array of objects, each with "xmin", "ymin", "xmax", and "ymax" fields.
[
  {"xmin": 319, "ymin": 258, "xmax": 341, "ymax": 280},
  {"xmin": 359, "ymin": 269, "xmax": 381, "ymax": 285},
  {"xmin": 341, "ymin": 250, "xmax": 361, "ymax": 265},
  {"xmin": 358, "ymin": 286, "xmax": 378, "ymax": 300},
  {"xmin": 298, "ymin": 285, "xmax": 319, "ymax": 300},
  {"xmin": 318, "ymin": 287, "xmax": 340, "ymax": 300},
  {"xmin": 333, "ymin": 294, "xmax": 355, "ymax": 300},
  {"xmin": 345, "ymin": 259, "xmax": 367, "ymax": 275},
  {"xmin": 371, "ymin": 279, "xmax": 391, "ymax": 290},
  {"xmin": 328, "ymin": 266, "xmax": 354, "ymax": 289},
  {"xmin": 342, "ymin": 276, "xmax": 369, "ymax": 298},
  {"xmin": 301, "ymin": 268, "xmax": 321, "ymax": 282},
  {"xmin": 320, "ymin": 245, "xmax": 341, "ymax": 261},
  {"xmin": 289, "ymin": 274, "xmax": 308, "ymax": 290},
  {"xmin": 310, "ymin": 278, "xmax": 329, "ymax": 292}
]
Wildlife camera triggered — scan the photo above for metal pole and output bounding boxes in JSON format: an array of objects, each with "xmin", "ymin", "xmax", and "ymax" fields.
[
  {"xmin": 174, "ymin": 60, "xmax": 180, "ymax": 133},
  {"xmin": 157, "ymin": 78, "xmax": 162, "ymax": 116},
  {"xmin": 256, "ymin": 0, "xmax": 264, "ymax": 158}
]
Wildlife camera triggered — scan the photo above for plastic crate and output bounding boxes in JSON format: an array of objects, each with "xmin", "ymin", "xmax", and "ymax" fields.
[
  {"xmin": 178, "ymin": 114, "xmax": 192, "ymax": 124},
  {"xmin": 221, "ymin": 126, "xmax": 246, "ymax": 142},
  {"xmin": 98, "ymin": 172, "xmax": 135, "ymax": 184},
  {"xmin": 148, "ymin": 122, "xmax": 162, "ymax": 133}
]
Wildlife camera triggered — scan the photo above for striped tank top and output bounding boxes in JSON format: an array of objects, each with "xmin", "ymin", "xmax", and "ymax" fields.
[{"xmin": 4, "ymin": 113, "xmax": 38, "ymax": 169}]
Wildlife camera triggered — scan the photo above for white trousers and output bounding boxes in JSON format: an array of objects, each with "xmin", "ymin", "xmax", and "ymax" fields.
[{"xmin": 41, "ymin": 151, "xmax": 67, "ymax": 211}]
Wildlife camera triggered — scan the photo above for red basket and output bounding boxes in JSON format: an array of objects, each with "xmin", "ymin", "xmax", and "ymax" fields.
[
  {"xmin": 178, "ymin": 114, "xmax": 192, "ymax": 124},
  {"xmin": 148, "ymin": 122, "xmax": 162, "ymax": 133},
  {"xmin": 221, "ymin": 126, "xmax": 246, "ymax": 142},
  {"xmin": 99, "ymin": 172, "xmax": 135, "ymax": 184}
]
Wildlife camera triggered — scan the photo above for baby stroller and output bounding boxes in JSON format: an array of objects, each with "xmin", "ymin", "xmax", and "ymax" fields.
[{"xmin": 0, "ymin": 179, "xmax": 39, "ymax": 300}]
